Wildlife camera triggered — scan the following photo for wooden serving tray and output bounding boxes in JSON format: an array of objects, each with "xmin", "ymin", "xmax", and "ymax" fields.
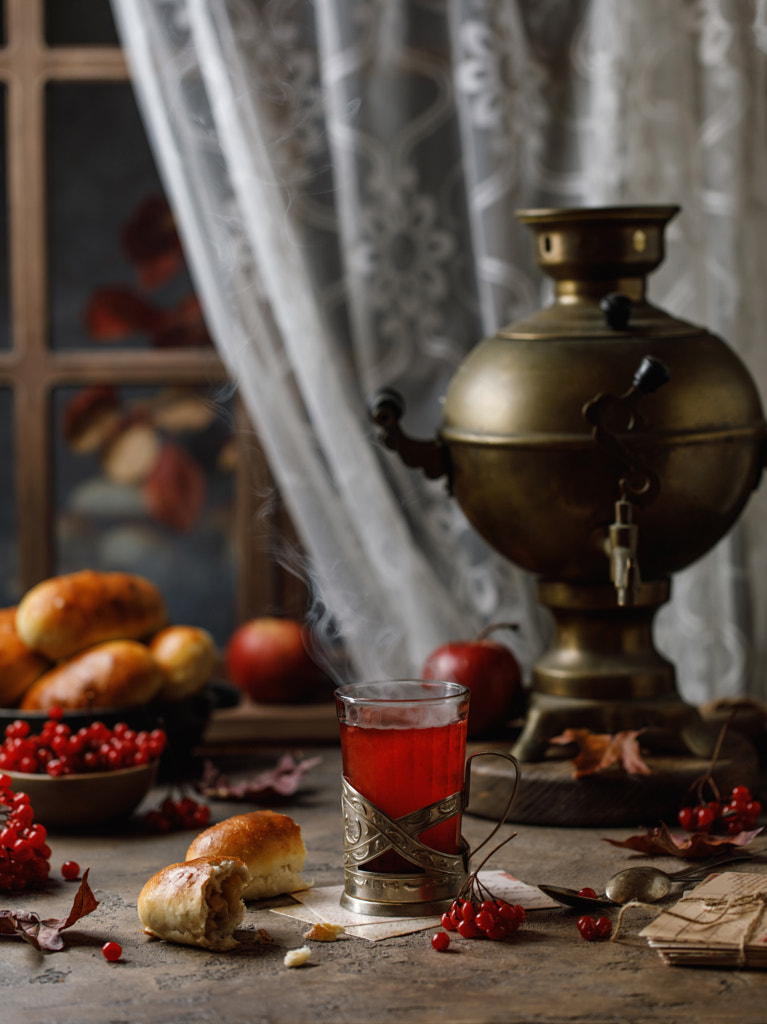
[
  {"xmin": 203, "ymin": 697, "xmax": 339, "ymax": 747},
  {"xmin": 467, "ymin": 733, "xmax": 760, "ymax": 827}
]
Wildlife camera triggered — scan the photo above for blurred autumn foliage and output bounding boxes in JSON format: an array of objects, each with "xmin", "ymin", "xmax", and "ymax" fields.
[
  {"xmin": 62, "ymin": 196, "xmax": 231, "ymax": 533},
  {"xmin": 84, "ymin": 195, "xmax": 211, "ymax": 348}
]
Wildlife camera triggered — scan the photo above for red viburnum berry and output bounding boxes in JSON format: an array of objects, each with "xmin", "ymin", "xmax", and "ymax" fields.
[{"xmin": 102, "ymin": 941, "xmax": 122, "ymax": 962}]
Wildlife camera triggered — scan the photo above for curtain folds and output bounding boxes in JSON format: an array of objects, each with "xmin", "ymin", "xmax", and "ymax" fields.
[{"xmin": 110, "ymin": 0, "xmax": 767, "ymax": 702}]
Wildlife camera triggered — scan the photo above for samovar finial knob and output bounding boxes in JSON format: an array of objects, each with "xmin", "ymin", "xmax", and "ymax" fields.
[{"xmin": 600, "ymin": 292, "xmax": 633, "ymax": 331}]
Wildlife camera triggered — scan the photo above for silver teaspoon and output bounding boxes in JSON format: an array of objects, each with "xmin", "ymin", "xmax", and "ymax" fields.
[
  {"xmin": 536, "ymin": 884, "xmax": 613, "ymax": 911},
  {"xmin": 539, "ymin": 850, "xmax": 757, "ymax": 911}
]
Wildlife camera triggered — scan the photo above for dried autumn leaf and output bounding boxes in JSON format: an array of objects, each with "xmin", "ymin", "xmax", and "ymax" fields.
[
  {"xmin": 59, "ymin": 868, "xmax": 100, "ymax": 927},
  {"xmin": 62, "ymin": 385, "xmax": 121, "ymax": 453},
  {"xmin": 550, "ymin": 728, "xmax": 651, "ymax": 779},
  {"xmin": 150, "ymin": 294, "xmax": 212, "ymax": 348},
  {"xmin": 121, "ymin": 195, "xmax": 184, "ymax": 290},
  {"xmin": 614, "ymin": 731, "xmax": 653, "ymax": 776},
  {"xmin": 0, "ymin": 869, "xmax": 99, "ymax": 951},
  {"xmin": 199, "ymin": 754, "xmax": 322, "ymax": 802},
  {"xmin": 142, "ymin": 441, "xmax": 206, "ymax": 532},
  {"xmin": 603, "ymin": 821, "xmax": 762, "ymax": 859},
  {"xmin": 85, "ymin": 287, "xmax": 161, "ymax": 340}
]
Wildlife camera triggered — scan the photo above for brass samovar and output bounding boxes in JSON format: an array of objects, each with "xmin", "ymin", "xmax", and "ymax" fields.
[{"xmin": 372, "ymin": 206, "xmax": 766, "ymax": 764}]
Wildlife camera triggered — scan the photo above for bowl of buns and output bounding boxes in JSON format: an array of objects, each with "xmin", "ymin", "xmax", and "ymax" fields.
[{"xmin": 0, "ymin": 569, "xmax": 240, "ymax": 770}]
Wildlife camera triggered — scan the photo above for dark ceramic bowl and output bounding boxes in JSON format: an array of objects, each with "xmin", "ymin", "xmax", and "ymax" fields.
[
  {"xmin": 4, "ymin": 761, "xmax": 159, "ymax": 829},
  {"xmin": 0, "ymin": 679, "xmax": 241, "ymax": 779}
]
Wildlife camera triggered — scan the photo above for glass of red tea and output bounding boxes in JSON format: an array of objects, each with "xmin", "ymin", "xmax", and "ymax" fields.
[{"xmin": 335, "ymin": 679, "xmax": 471, "ymax": 916}]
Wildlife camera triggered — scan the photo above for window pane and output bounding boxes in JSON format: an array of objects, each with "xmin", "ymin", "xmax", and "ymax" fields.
[
  {"xmin": 0, "ymin": 85, "xmax": 9, "ymax": 351},
  {"xmin": 45, "ymin": 0, "xmax": 119, "ymax": 46},
  {"xmin": 52, "ymin": 384, "xmax": 237, "ymax": 646},
  {"xmin": 0, "ymin": 388, "xmax": 16, "ymax": 605},
  {"xmin": 46, "ymin": 82, "xmax": 208, "ymax": 351}
]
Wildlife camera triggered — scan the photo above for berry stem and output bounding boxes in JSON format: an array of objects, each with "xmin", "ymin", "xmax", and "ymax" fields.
[
  {"xmin": 467, "ymin": 753, "xmax": 521, "ymax": 863},
  {"xmin": 688, "ymin": 712, "xmax": 735, "ymax": 807},
  {"xmin": 476, "ymin": 622, "xmax": 519, "ymax": 642}
]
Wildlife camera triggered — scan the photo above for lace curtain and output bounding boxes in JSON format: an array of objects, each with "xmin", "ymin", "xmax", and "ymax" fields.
[{"xmin": 110, "ymin": 0, "xmax": 767, "ymax": 705}]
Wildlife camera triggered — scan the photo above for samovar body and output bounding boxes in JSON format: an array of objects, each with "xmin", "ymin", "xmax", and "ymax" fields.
[{"xmin": 373, "ymin": 207, "xmax": 766, "ymax": 760}]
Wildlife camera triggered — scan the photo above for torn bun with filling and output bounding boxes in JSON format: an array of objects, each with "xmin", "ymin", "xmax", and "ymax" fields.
[
  {"xmin": 186, "ymin": 810, "xmax": 307, "ymax": 901},
  {"xmin": 137, "ymin": 856, "xmax": 250, "ymax": 951}
]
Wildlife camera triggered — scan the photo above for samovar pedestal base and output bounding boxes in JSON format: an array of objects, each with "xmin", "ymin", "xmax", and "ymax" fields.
[
  {"xmin": 463, "ymin": 578, "xmax": 760, "ymax": 827},
  {"xmin": 510, "ymin": 691, "xmax": 716, "ymax": 763},
  {"xmin": 511, "ymin": 579, "xmax": 716, "ymax": 762}
]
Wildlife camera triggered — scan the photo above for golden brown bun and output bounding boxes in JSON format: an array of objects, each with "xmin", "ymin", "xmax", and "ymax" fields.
[
  {"xmin": 149, "ymin": 625, "xmax": 217, "ymax": 700},
  {"xmin": 0, "ymin": 607, "xmax": 52, "ymax": 706},
  {"xmin": 137, "ymin": 856, "xmax": 250, "ymax": 951},
  {"xmin": 16, "ymin": 570, "xmax": 167, "ymax": 661},
  {"xmin": 186, "ymin": 810, "xmax": 307, "ymax": 901},
  {"xmin": 19, "ymin": 639, "xmax": 164, "ymax": 711}
]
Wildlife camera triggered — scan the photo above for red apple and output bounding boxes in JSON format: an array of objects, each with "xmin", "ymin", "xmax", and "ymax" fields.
[
  {"xmin": 421, "ymin": 625, "xmax": 522, "ymax": 738},
  {"xmin": 225, "ymin": 617, "xmax": 324, "ymax": 704}
]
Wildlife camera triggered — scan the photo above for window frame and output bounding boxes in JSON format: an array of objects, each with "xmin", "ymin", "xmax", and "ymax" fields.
[{"xmin": 0, "ymin": 0, "xmax": 301, "ymax": 622}]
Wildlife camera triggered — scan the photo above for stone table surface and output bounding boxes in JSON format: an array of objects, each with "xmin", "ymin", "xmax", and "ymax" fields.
[{"xmin": 3, "ymin": 743, "xmax": 767, "ymax": 1024}]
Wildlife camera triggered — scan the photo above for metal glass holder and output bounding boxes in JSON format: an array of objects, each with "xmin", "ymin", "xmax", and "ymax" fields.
[
  {"xmin": 340, "ymin": 751, "xmax": 519, "ymax": 917},
  {"xmin": 340, "ymin": 777, "xmax": 469, "ymax": 917}
]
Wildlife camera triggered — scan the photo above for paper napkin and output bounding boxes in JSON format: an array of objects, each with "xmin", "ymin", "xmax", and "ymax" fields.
[{"xmin": 271, "ymin": 870, "xmax": 559, "ymax": 941}]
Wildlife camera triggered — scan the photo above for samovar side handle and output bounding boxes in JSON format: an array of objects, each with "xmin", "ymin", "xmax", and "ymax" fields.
[{"xmin": 368, "ymin": 388, "xmax": 452, "ymax": 488}]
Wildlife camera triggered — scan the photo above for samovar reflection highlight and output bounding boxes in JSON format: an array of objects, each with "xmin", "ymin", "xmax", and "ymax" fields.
[{"xmin": 372, "ymin": 206, "xmax": 766, "ymax": 763}]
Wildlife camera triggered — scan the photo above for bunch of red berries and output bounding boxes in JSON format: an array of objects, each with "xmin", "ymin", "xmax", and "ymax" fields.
[
  {"xmin": 144, "ymin": 794, "xmax": 210, "ymax": 833},
  {"xmin": 432, "ymin": 894, "xmax": 526, "ymax": 950},
  {"xmin": 0, "ymin": 775, "xmax": 50, "ymax": 890},
  {"xmin": 678, "ymin": 784, "xmax": 762, "ymax": 835},
  {"xmin": 0, "ymin": 714, "xmax": 166, "ymax": 776}
]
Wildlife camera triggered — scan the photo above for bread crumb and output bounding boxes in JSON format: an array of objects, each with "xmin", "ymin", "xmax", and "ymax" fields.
[
  {"xmin": 303, "ymin": 922, "xmax": 345, "ymax": 942},
  {"xmin": 256, "ymin": 928, "xmax": 273, "ymax": 944},
  {"xmin": 284, "ymin": 945, "xmax": 312, "ymax": 968}
]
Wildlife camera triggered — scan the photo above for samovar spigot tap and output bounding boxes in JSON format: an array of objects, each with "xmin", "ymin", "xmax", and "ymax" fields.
[
  {"xmin": 608, "ymin": 498, "xmax": 640, "ymax": 606},
  {"xmin": 584, "ymin": 355, "xmax": 670, "ymax": 606}
]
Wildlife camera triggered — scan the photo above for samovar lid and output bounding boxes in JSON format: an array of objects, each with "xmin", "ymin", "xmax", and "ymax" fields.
[{"xmin": 515, "ymin": 205, "xmax": 680, "ymax": 286}]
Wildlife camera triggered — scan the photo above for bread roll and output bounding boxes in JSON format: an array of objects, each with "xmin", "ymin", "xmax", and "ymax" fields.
[
  {"xmin": 0, "ymin": 607, "xmax": 52, "ymax": 706},
  {"xmin": 138, "ymin": 856, "xmax": 250, "ymax": 951},
  {"xmin": 16, "ymin": 570, "xmax": 167, "ymax": 661},
  {"xmin": 149, "ymin": 625, "xmax": 217, "ymax": 700},
  {"xmin": 186, "ymin": 810, "xmax": 307, "ymax": 901},
  {"xmin": 19, "ymin": 639, "xmax": 164, "ymax": 711}
]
